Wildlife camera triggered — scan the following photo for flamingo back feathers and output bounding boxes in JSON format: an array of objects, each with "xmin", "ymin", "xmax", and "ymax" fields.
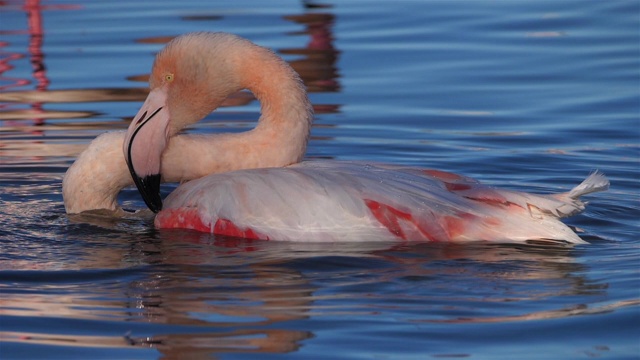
[{"xmin": 155, "ymin": 162, "xmax": 607, "ymax": 243}]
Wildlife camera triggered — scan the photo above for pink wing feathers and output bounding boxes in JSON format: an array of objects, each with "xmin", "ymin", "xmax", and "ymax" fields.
[{"xmin": 155, "ymin": 161, "xmax": 608, "ymax": 243}]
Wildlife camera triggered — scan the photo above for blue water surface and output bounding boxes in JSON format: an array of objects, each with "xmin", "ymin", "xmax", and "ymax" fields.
[{"xmin": 1, "ymin": 0, "xmax": 639, "ymax": 359}]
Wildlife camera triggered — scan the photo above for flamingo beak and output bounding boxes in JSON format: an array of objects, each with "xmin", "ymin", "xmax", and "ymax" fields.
[{"xmin": 124, "ymin": 87, "xmax": 171, "ymax": 213}]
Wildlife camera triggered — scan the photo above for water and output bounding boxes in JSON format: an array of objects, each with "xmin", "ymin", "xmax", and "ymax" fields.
[{"xmin": 1, "ymin": 0, "xmax": 639, "ymax": 358}]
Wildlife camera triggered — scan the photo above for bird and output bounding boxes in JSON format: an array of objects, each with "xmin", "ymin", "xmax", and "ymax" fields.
[{"xmin": 62, "ymin": 32, "xmax": 609, "ymax": 244}]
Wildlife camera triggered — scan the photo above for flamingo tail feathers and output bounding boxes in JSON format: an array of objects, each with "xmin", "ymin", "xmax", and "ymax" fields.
[
  {"xmin": 546, "ymin": 171, "xmax": 609, "ymax": 218},
  {"xmin": 568, "ymin": 171, "xmax": 610, "ymax": 199}
]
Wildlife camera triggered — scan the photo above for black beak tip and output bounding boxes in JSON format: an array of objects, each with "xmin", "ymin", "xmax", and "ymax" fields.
[{"xmin": 136, "ymin": 174, "xmax": 163, "ymax": 213}]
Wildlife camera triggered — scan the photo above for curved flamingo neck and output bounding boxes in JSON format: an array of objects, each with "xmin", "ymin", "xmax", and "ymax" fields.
[
  {"xmin": 63, "ymin": 33, "xmax": 314, "ymax": 214},
  {"xmin": 161, "ymin": 44, "xmax": 313, "ymax": 182}
]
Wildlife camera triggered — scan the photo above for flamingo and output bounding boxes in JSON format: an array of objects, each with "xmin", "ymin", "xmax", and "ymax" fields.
[{"xmin": 62, "ymin": 32, "xmax": 609, "ymax": 244}]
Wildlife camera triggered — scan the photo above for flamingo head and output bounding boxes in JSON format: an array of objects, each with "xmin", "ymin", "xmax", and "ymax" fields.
[{"xmin": 123, "ymin": 32, "xmax": 249, "ymax": 212}]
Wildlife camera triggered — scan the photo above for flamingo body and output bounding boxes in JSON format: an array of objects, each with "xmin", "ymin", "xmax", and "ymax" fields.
[
  {"xmin": 62, "ymin": 32, "xmax": 609, "ymax": 245},
  {"xmin": 155, "ymin": 161, "xmax": 608, "ymax": 243}
]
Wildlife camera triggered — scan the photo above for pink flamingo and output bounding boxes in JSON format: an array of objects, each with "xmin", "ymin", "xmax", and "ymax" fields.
[{"xmin": 63, "ymin": 32, "xmax": 609, "ymax": 244}]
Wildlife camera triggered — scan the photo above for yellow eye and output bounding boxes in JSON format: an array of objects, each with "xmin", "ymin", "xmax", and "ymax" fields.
[{"xmin": 165, "ymin": 73, "xmax": 174, "ymax": 82}]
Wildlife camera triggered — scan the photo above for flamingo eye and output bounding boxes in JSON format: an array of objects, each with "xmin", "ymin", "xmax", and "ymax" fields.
[{"xmin": 165, "ymin": 73, "xmax": 174, "ymax": 82}]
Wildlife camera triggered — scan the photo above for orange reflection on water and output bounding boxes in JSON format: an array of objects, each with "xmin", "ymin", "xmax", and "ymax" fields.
[
  {"xmin": 0, "ymin": 0, "xmax": 344, "ymax": 168},
  {"xmin": 0, "ymin": 227, "xmax": 626, "ymax": 357},
  {"xmin": 1, "ymin": 329, "xmax": 312, "ymax": 355},
  {"xmin": 283, "ymin": 12, "xmax": 340, "ymax": 94}
]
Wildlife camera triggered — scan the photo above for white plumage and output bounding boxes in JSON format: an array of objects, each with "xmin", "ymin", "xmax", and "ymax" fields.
[{"xmin": 157, "ymin": 161, "xmax": 608, "ymax": 243}]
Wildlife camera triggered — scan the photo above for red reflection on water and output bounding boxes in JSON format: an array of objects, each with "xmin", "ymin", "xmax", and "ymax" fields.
[
  {"xmin": 283, "ymin": 12, "xmax": 340, "ymax": 94},
  {"xmin": 24, "ymin": 0, "xmax": 47, "ymax": 124},
  {"xmin": 0, "ymin": 0, "xmax": 79, "ymax": 127}
]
